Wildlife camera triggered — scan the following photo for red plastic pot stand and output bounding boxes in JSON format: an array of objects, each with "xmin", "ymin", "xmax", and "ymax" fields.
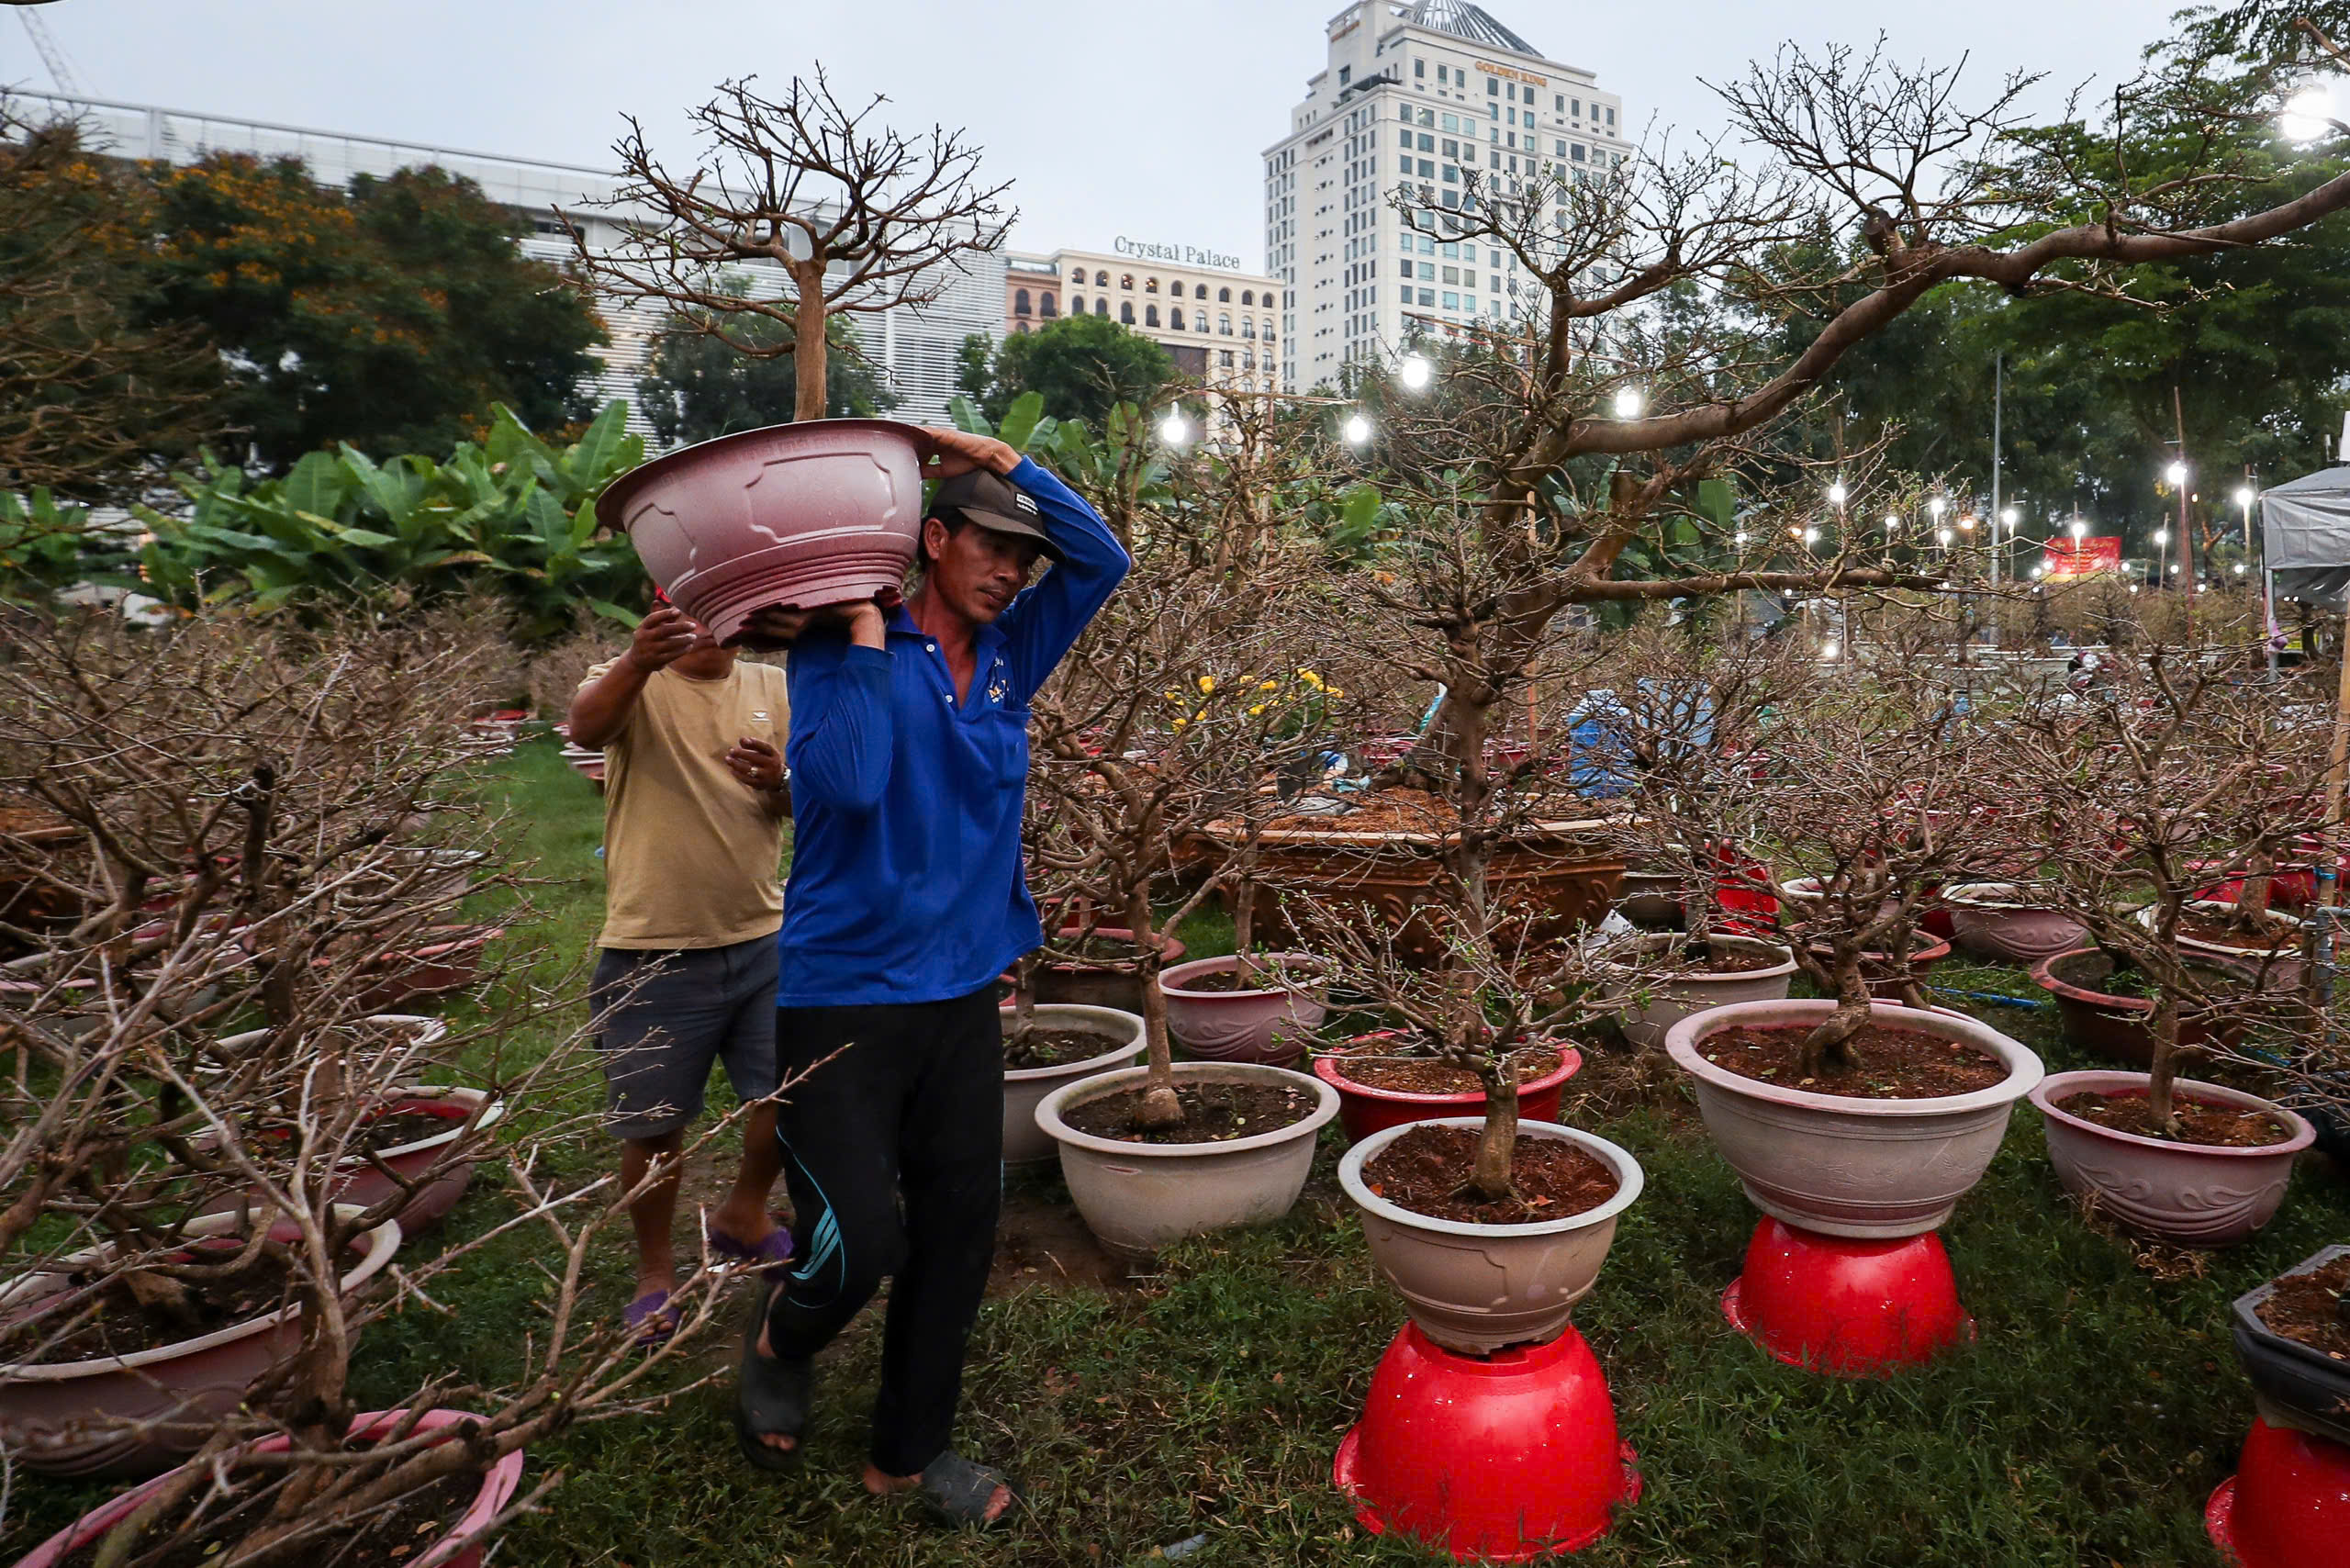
[
  {"xmin": 2206, "ymin": 1418, "xmax": 2350, "ymax": 1568},
  {"xmin": 1333, "ymin": 1323, "xmax": 1639, "ymax": 1562},
  {"xmin": 1719, "ymin": 1216, "xmax": 1973, "ymax": 1376}
]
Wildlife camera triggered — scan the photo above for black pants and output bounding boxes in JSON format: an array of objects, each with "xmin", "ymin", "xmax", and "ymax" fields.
[{"xmin": 766, "ymin": 986, "xmax": 1003, "ymax": 1476}]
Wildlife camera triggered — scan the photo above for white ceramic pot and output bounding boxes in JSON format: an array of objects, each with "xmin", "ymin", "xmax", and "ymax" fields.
[
  {"xmin": 1337, "ymin": 1116, "xmax": 1644, "ymax": 1354},
  {"xmin": 1663, "ymin": 998, "xmax": 2043, "ymax": 1238},
  {"xmin": 1606, "ymin": 933, "xmax": 1797, "ymax": 1048},
  {"xmin": 2031, "ymin": 1069, "xmax": 2313, "ymax": 1247},
  {"xmin": 1034, "ymin": 1061, "xmax": 1338, "ymax": 1260},
  {"xmin": 1000, "ymin": 1003, "xmax": 1146, "ymax": 1164}
]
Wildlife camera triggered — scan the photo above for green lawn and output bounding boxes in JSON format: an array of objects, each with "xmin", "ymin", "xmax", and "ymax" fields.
[{"xmin": 15, "ymin": 734, "xmax": 2348, "ymax": 1566}]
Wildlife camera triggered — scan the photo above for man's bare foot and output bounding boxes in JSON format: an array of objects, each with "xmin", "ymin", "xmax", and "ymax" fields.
[
  {"xmin": 749, "ymin": 1317, "xmax": 797, "ymax": 1453},
  {"xmin": 862, "ymin": 1460, "xmax": 1013, "ymax": 1524}
]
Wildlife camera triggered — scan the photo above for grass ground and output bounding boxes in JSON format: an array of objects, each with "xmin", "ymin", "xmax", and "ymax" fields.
[{"xmin": 15, "ymin": 734, "xmax": 2349, "ymax": 1566}]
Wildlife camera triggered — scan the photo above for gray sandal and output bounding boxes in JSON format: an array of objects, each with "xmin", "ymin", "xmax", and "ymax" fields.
[
  {"xmin": 734, "ymin": 1283, "xmax": 811, "ymax": 1473},
  {"xmin": 912, "ymin": 1450, "xmax": 1021, "ymax": 1529}
]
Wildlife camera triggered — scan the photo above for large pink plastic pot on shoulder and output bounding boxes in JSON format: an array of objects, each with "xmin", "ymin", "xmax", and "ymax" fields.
[{"xmin": 596, "ymin": 419, "xmax": 929, "ymax": 647}]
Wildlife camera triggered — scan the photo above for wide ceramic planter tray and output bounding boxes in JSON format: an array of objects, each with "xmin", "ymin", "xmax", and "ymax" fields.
[{"xmin": 2231, "ymin": 1244, "xmax": 2350, "ymax": 1447}]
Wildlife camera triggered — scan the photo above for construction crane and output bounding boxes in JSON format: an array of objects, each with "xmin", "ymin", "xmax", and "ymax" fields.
[{"xmin": 11, "ymin": 1, "xmax": 85, "ymax": 99}]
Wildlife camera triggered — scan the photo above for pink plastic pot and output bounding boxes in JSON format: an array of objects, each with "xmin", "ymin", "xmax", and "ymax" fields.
[
  {"xmin": 596, "ymin": 418, "xmax": 928, "ymax": 647},
  {"xmin": 14, "ymin": 1408, "xmax": 526, "ymax": 1568},
  {"xmin": 1158, "ymin": 953, "xmax": 1330, "ymax": 1065},
  {"xmin": 1314, "ymin": 1038, "xmax": 1583, "ymax": 1145},
  {"xmin": 2030, "ymin": 1070, "xmax": 2313, "ymax": 1247}
]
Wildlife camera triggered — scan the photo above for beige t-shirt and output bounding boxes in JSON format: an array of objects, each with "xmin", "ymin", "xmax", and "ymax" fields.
[{"xmin": 584, "ymin": 658, "xmax": 791, "ymax": 950}]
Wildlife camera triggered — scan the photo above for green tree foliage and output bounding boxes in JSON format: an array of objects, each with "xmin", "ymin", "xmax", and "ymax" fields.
[
  {"xmin": 0, "ymin": 118, "xmax": 226, "ymax": 498},
  {"xmin": 637, "ymin": 314, "xmax": 897, "ymax": 446},
  {"xmin": 134, "ymin": 400, "xmax": 647, "ymax": 641},
  {"xmin": 140, "ymin": 155, "xmax": 607, "ymax": 473},
  {"xmin": 968, "ymin": 314, "xmax": 1174, "ymax": 428}
]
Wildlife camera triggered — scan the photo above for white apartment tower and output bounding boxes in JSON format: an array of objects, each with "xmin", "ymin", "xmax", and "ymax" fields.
[{"xmin": 1262, "ymin": 2, "xmax": 1628, "ymax": 393}]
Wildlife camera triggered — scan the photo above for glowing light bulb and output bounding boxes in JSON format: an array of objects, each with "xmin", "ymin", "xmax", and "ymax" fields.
[
  {"xmin": 1819, "ymin": 640, "xmax": 1841, "ymax": 661},
  {"xmin": 1883, "ymin": 513, "xmax": 1900, "ymax": 532},
  {"xmin": 2165, "ymin": 461, "xmax": 2188, "ymax": 487},
  {"xmin": 2069, "ymin": 521, "xmax": 2087, "ymax": 541},
  {"xmin": 2234, "ymin": 562, "xmax": 2247, "ymax": 576},
  {"xmin": 1937, "ymin": 528, "xmax": 1953, "ymax": 545},
  {"xmin": 2283, "ymin": 87, "xmax": 2335, "ymax": 145},
  {"xmin": 1802, "ymin": 526, "xmax": 1820, "ymax": 545},
  {"xmin": 1612, "ymin": 386, "xmax": 1643, "ymax": 419},
  {"xmin": 1827, "ymin": 481, "xmax": 1848, "ymax": 508},
  {"xmin": 2235, "ymin": 486, "xmax": 2255, "ymax": 509},
  {"xmin": 1399, "ymin": 354, "xmax": 1433, "ymax": 391},
  {"xmin": 2154, "ymin": 528, "xmax": 2170, "ymax": 546},
  {"xmin": 1929, "ymin": 497, "xmax": 1946, "ymax": 521},
  {"xmin": 2000, "ymin": 507, "xmax": 2018, "ymax": 527},
  {"xmin": 1158, "ymin": 412, "xmax": 1191, "ymax": 445},
  {"xmin": 1343, "ymin": 412, "xmax": 1373, "ymax": 446}
]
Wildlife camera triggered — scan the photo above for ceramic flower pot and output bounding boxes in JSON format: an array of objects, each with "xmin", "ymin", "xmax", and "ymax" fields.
[
  {"xmin": 342, "ymin": 924, "xmax": 504, "ymax": 1013},
  {"xmin": 1000, "ymin": 1002, "xmax": 1146, "ymax": 1164},
  {"xmin": 13, "ymin": 1407, "xmax": 527, "ymax": 1568},
  {"xmin": 1314, "ymin": 1040, "xmax": 1583, "ymax": 1145},
  {"xmin": 1802, "ymin": 933, "xmax": 1952, "ymax": 998},
  {"xmin": 1158, "ymin": 953, "xmax": 1331, "ymax": 1066},
  {"xmin": 1026, "ymin": 927, "xmax": 1188, "ymax": 1014},
  {"xmin": 1942, "ymin": 883, "xmax": 2090, "ymax": 964},
  {"xmin": 2030, "ymin": 1070, "xmax": 2312, "ymax": 1247},
  {"xmin": 1337, "ymin": 1116, "xmax": 1646, "ymax": 1355},
  {"xmin": 1034, "ymin": 1062, "xmax": 1339, "ymax": 1260},
  {"xmin": 1604, "ymin": 933, "xmax": 1797, "ymax": 1049},
  {"xmin": 1663, "ymin": 999, "xmax": 2043, "ymax": 1238},
  {"xmin": 2141, "ymin": 901, "xmax": 2311, "ymax": 989},
  {"xmin": 596, "ymin": 418, "xmax": 929, "ymax": 647},
  {"xmin": 0, "ymin": 1207, "xmax": 404, "ymax": 1478},
  {"xmin": 2230, "ymin": 1244, "xmax": 2350, "ymax": 1447}
]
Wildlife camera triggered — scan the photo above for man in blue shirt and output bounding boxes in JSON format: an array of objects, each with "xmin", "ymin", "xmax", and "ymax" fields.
[{"xmin": 735, "ymin": 426, "xmax": 1127, "ymax": 1529}]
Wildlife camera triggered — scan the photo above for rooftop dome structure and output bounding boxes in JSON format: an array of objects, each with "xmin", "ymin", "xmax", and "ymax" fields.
[{"xmin": 1398, "ymin": 1, "xmax": 1539, "ymax": 59}]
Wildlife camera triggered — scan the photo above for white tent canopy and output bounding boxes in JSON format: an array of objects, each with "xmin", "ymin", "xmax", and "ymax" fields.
[{"xmin": 2264, "ymin": 462, "xmax": 2350, "ymax": 610}]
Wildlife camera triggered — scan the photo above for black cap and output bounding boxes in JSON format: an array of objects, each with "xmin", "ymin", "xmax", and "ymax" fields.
[{"xmin": 927, "ymin": 470, "xmax": 1063, "ymax": 564}]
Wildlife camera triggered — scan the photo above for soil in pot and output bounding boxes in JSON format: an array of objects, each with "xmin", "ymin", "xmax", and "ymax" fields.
[
  {"xmin": 2053, "ymin": 1090, "xmax": 2297, "ymax": 1148},
  {"xmin": 1329, "ymin": 1042, "xmax": 1563, "ymax": 1096},
  {"xmin": 1002, "ymin": 1025, "xmax": 1125, "ymax": 1071},
  {"xmin": 56, "ymin": 1456, "xmax": 483, "ymax": 1568},
  {"xmin": 362, "ymin": 1107, "xmax": 466, "ymax": 1150},
  {"xmin": 1668, "ymin": 939, "xmax": 1787, "ymax": 974},
  {"xmin": 2177, "ymin": 908, "xmax": 2302, "ymax": 954},
  {"xmin": 12, "ymin": 1252, "xmax": 299, "ymax": 1363},
  {"xmin": 2255, "ymin": 1252, "xmax": 2350, "ymax": 1360},
  {"xmin": 1170, "ymin": 960, "xmax": 1320, "ymax": 994},
  {"xmin": 1265, "ymin": 787, "xmax": 1454, "ymax": 834},
  {"xmin": 1359, "ymin": 1123, "xmax": 1620, "ymax": 1226},
  {"xmin": 1698, "ymin": 1022, "xmax": 2007, "ymax": 1099},
  {"xmin": 1058, "ymin": 1081, "xmax": 1317, "ymax": 1145}
]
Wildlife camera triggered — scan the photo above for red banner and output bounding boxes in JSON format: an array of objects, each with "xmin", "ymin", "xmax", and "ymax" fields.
[{"xmin": 2042, "ymin": 537, "xmax": 2121, "ymax": 577}]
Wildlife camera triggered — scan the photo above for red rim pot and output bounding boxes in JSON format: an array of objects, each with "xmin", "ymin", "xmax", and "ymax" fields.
[
  {"xmin": 2030, "ymin": 946, "xmax": 2257, "ymax": 1070},
  {"xmin": 337, "ymin": 924, "xmax": 504, "ymax": 1013},
  {"xmin": 2029, "ymin": 1069, "xmax": 2313, "ymax": 1247},
  {"xmin": 1025, "ymin": 926, "xmax": 1187, "ymax": 1014},
  {"xmin": 1158, "ymin": 953, "xmax": 1331, "ymax": 1065},
  {"xmin": 596, "ymin": 418, "xmax": 928, "ymax": 648},
  {"xmin": 14, "ymin": 1407, "xmax": 526, "ymax": 1568},
  {"xmin": 1313, "ymin": 1035, "xmax": 1583, "ymax": 1145}
]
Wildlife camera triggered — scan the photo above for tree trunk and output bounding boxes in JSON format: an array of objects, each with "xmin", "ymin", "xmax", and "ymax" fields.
[
  {"xmin": 1126, "ymin": 885, "xmax": 1183, "ymax": 1129},
  {"xmin": 2146, "ymin": 991, "xmax": 2181, "ymax": 1136},
  {"xmin": 1796, "ymin": 956, "xmax": 1873, "ymax": 1077},
  {"xmin": 791, "ymin": 265, "xmax": 827, "ymax": 424},
  {"xmin": 1467, "ymin": 1058, "xmax": 1520, "ymax": 1204},
  {"xmin": 1231, "ymin": 872, "xmax": 1258, "ymax": 985},
  {"xmin": 1008, "ymin": 954, "xmax": 1036, "ymax": 1042}
]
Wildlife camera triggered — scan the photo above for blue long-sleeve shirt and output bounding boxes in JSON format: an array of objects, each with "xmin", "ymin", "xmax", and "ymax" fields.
[{"xmin": 776, "ymin": 456, "xmax": 1129, "ymax": 1006}]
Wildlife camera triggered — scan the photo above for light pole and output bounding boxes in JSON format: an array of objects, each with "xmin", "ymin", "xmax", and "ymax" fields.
[
  {"xmin": 2165, "ymin": 458, "xmax": 2194, "ymax": 609},
  {"xmin": 2154, "ymin": 526, "xmax": 2169, "ymax": 588},
  {"xmin": 1998, "ymin": 507, "xmax": 2018, "ymax": 588}
]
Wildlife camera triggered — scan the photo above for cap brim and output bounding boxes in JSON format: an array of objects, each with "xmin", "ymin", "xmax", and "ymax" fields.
[{"xmin": 947, "ymin": 506, "xmax": 1064, "ymax": 565}]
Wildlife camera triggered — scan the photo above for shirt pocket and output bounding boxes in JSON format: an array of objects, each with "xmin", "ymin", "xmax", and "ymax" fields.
[{"xmin": 976, "ymin": 702, "xmax": 1031, "ymax": 787}]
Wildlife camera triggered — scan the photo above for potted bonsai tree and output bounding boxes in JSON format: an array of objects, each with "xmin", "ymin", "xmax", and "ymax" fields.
[{"xmin": 2008, "ymin": 644, "xmax": 2323, "ymax": 1247}]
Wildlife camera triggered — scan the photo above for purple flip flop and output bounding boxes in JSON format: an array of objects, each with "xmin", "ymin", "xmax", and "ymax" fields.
[
  {"xmin": 623, "ymin": 1288, "xmax": 677, "ymax": 1350},
  {"xmin": 708, "ymin": 1223, "xmax": 794, "ymax": 1279}
]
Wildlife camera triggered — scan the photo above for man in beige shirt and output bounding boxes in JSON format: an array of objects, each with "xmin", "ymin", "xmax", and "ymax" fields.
[{"xmin": 569, "ymin": 598, "xmax": 792, "ymax": 1344}]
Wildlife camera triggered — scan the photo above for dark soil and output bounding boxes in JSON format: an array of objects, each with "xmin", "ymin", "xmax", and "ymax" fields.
[
  {"xmin": 1700, "ymin": 1022, "xmax": 2008, "ymax": 1099},
  {"xmin": 1047, "ymin": 937, "xmax": 1147, "ymax": 964},
  {"xmin": 363, "ymin": 1107, "xmax": 465, "ymax": 1152},
  {"xmin": 2177, "ymin": 910, "xmax": 2300, "ymax": 953},
  {"xmin": 1328, "ymin": 1040, "xmax": 1564, "ymax": 1096},
  {"xmin": 13, "ymin": 1251, "xmax": 299, "ymax": 1362},
  {"xmin": 1003, "ymin": 1026, "xmax": 1125, "ymax": 1071},
  {"xmin": 57, "ymin": 1460, "xmax": 483, "ymax": 1568},
  {"xmin": 2055, "ymin": 1090, "xmax": 2296, "ymax": 1148},
  {"xmin": 1359, "ymin": 1123, "xmax": 1620, "ymax": 1225},
  {"xmin": 2255, "ymin": 1252, "xmax": 2350, "ymax": 1360},
  {"xmin": 1265, "ymin": 787, "xmax": 1453, "ymax": 834},
  {"xmin": 1060, "ymin": 1081, "xmax": 1316, "ymax": 1145},
  {"xmin": 1675, "ymin": 941, "xmax": 1787, "ymax": 974}
]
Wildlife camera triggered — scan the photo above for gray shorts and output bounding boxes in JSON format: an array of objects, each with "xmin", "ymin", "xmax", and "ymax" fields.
[{"xmin": 591, "ymin": 936, "xmax": 780, "ymax": 1141}]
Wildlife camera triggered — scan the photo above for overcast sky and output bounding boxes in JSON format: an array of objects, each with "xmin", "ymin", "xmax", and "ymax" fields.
[{"xmin": 5, "ymin": 0, "xmax": 2295, "ymax": 269}]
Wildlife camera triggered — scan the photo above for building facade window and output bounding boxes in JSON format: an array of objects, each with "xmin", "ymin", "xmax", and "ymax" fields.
[
  {"xmin": 1013, "ymin": 287, "xmax": 1031, "ymax": 315},
  {"xmin": 1217, "ymin": 286, "xmax": 1231, "ymax": 302},
  {"xmin": 1145, "ymin": 276, "xmax": 1158, "ymax": 292},
  {"xmin": 1094, "ymin": 269, "xmax": 1110, "ymax": 286},
  {"xmin": 1169, "ymin": 308, "xmax": 1185, "ymax": 330},
  {"xmin": 1070, "ymin": 295, "xmax": 1085, "ymax": 315},
  {"xmin": 1242, "ymin": 318, "xmax": 1256, "ymax": 338},
  {"xmin": 1219, "ymin": 313, "xmax": 1232, "ymax": 334},
  {"xmin": 1040, "ymin": 293, "xmax": 1057, "ymax": 317},
  {"xmin": 1094, "ymin": 298, "xmax": 1107, "ymax": 316},
  {"xmin": 1146, "ymin": 304, "xmax": 1160, "ymax": 326},
  {"xmin": 1170, "ymin": 280, "xmax": 1185, "ymax": 297},
  {"xmin": 1120, "ymin": 274, "xmax": 1134, "ymax": 289},
  {"xmin": 1120, "ymin": 301, "xmax": 1135, "ymax": 323},
  {"xmin": 1014, "ymin": 321, "xmax": 1029, "ymax": 334},
  {"xmin": 1220, "ymin": 350, "xmax": 1234, "ymax": 367},
  {"xmin": 1241, "ymin": 289, "xmax": 1254, "ymax": 305}
]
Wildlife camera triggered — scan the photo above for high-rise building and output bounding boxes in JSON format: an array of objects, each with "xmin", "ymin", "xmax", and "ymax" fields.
[
  {"xmin": 1005, "ymin": 247, "xmax": 1282, "ymax": 397},
  {"xmin": 1262, "ymin": 2, "xmax": 1628, "ymax": 392}
]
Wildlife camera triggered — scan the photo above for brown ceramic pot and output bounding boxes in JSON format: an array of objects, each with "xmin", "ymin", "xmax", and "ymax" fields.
[{"xmin": 1942, "ymin": 883, "xmax": 2090, "ymax": 964}]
